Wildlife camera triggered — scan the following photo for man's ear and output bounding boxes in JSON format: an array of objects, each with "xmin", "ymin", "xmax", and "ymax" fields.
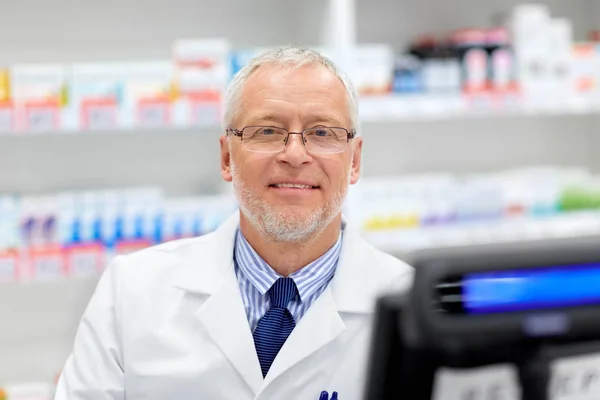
[
  {"xmin": 220, "ymin": 135, "xmax": 233, "ymax": 182},
  {"xmin": 349, "ymin": 137, "xmax": 363, "ymax": 185}
]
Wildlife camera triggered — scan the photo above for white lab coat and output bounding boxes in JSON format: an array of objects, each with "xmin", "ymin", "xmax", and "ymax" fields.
[{"xmin": 55, "ymin": 212, "xmax": 413, "ymax": 400}]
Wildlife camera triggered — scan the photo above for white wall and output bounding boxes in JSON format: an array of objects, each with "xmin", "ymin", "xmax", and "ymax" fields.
[
  {"xmin": 589, "ymin": 116, "xmax": 600, "ymax": 172},
  {"xmin": 0, "ymin": 0, "xmax": 326, "ymax": 64},
  {"xmin": 0, "ymin": 279, "xmax": 99, "ymax": 384},
  {"xmin": 588, "ymin": 1, "xmax": 600, "ymax": 173},
  {"xmin": 356, "ymin": 0, "xmax": 595, "ymax": 50},
  {"xmin": 360, "ymin": 116, "xmax": 597, "ymax": 178},
  {"xmin": 0, "ymin": 129, "xmax": 222, "ymax": 196}
]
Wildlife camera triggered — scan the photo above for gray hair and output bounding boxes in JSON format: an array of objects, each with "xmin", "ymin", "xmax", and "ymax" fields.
[{"xmin": 223, "ymin": 47, "xmax": 359, "ymax": 130}]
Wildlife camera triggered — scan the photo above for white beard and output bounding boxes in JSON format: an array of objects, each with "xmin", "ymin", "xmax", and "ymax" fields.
[{"xmin": 230, "ymin": 158, "xmax": 351, "ymax": 243}]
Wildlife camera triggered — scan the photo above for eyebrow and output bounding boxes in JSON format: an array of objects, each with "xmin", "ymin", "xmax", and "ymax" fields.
[
  {"xmin": 305, "ymin": 115, "xmax": 343, "ymax": 126},
  {"xmin": 246, "ymin": 113, "xmax": 283, "ymax": 125}
]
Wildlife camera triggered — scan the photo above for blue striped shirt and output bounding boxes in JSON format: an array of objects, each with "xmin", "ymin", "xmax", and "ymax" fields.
[{"xmin": 234, "ymin": 229, "xmax": 342, "ymax": 332}]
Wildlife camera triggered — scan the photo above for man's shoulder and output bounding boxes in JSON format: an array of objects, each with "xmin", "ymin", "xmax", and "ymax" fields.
[
  {"xmin": 333, "ymin": 234, "xmax": 413, "ymax": 313},
  {"xmin": 342, "ymin": 221, "xmax": 413, "ymax": 286},
  {"xmin": 139, "ymin": 232, "xmax": 216, "ymax": 254},
  {"xmin": 101, "ymin": 229, "xmax": 233, "ymax": 301},
  {"xmin": 109, "ymin": 230, "xmax": 221, "ymax": 278},
  {"xmin": 350, "ymin": 237, "xmax": 414, "ymax": 297},
  {"xmin": 365, "ymin": 242, "xmax": 411, "ymax": 270},
  {"xmin": 122, "ymin": 232, "xmax": 213, "ymax": 259}
]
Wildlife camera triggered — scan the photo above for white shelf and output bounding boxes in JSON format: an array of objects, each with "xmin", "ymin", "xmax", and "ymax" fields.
[
  {"xmin": 362, "ymin": 211, "xmax": 600, "ymax": 256},
  {"xmin": 0, "ymin": 125, "xmax": 221, "ymax": 138},
  {"xmin": 359, "ymin": 93, "xmax": 600, "ymax": 123},
  {"xmin": 1, "ymin": 93, "xmax": 599, "ymax": 139}
]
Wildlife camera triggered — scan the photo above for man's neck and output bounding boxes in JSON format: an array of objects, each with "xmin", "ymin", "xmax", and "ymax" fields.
[{"xmin": 239, "ymin": 213, "xmax": 342, "ymax": 277}]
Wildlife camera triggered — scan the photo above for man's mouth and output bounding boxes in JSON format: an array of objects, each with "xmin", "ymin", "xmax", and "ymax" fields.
[{"xmin": 269, "ymin": 183, "xmax": 320, "ymax": 189}]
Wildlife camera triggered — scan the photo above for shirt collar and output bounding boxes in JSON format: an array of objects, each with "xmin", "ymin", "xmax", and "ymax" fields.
[{"xmin": 234, "ymin": 228, "xmax": 343, "ymax": 302}]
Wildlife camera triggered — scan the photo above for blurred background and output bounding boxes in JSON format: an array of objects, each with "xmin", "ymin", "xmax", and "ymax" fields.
[{"xmin": 2, "ymin": 0, "xmax": 600, "ymax": 397}]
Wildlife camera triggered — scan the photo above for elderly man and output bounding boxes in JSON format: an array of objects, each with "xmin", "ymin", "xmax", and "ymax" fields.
[{"xmin": 55, "ymin": 47, "xmax": 413, "ymax": 400}]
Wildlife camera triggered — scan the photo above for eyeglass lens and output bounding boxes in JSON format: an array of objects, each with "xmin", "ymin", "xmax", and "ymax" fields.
[{"xmin": 241, "ymin": 126, "xmax": 347, "ymax": 154}]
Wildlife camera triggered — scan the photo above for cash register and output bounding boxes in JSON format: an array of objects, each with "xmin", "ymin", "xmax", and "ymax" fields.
[{"xmin": 363, "ymin": 236, "xmax": 600, "ymax": 400}]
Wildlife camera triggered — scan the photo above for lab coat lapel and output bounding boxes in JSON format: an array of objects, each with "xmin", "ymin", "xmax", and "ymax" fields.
[
  {"xmin": 173, "ymin": 212, "xmax": 263, "ymax": 395},
  {"xmin": 329, "ymin": 221, "xmax": 387, "ymax": 314},
  {"xmin": 173, "ymin": 214, "xmax": 382, "ymax": 395},
  {"xmin": 261, "ymin": 219, "xmax": 374, "ymax": 386},
  {"xmin": 262, "ymin": 285, "xmax": 345, "ymax": 386},
  {"xmin": 194, "ymin": 268, "xmax": 263, "ymax": 394}
]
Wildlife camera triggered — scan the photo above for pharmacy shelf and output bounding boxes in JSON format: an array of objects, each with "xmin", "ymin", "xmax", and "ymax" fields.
[
  {"xmin": 0, "ymin": 125, "xmax": 222, "ymax": 138},
  {"xmin": 359, "ymin": 93, "xmax": 600, "ymax": 123},
  {"xmin": 0, "ymin": 94, "xmax": 598, "ymax": 140},
  {"xmin": 362, "ymin": 211, "xmax": 600, "ymax": 257},
  {"xmin": 0, "ymin": 95, "xmax": 598, "ymax": 140}
]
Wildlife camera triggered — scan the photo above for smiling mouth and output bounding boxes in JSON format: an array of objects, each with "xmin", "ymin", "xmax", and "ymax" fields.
[{"xmin": 269, "ymin": 183, "xmax": 320, "ymax": 189}]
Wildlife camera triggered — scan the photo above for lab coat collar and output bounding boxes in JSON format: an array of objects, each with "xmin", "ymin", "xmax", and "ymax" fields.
[
  {"xmin": 172, "ymin": 210, "xmax": 382, "ymax": 394},
  {"xmin": 172, "ymin": 212, "xmax": 241, "ymax": 294},
  {"xmin": 173, "ymin": 210, "xmax": 378, "ymax": 315},
  {"xmin": 259, "ymin": 215, "xmax": 380, "ymax": 388},
  {"xmin": 330, "ymin": 218, "xmax": 383, "ymax": 314}
]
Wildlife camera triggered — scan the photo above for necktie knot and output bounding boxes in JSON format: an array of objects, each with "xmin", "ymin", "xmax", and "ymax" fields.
[{"xmin": 268, "ymin": 277, "xmax": 298, "ymax": 308}]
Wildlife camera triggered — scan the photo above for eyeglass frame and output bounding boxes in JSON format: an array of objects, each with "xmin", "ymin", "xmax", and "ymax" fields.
[{"xmin": 225, "ymin": 125, "xmax": 357, "ymax": 153}]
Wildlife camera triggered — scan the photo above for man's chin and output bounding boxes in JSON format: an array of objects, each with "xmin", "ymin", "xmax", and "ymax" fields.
[
  {"xmin": 270, "ymin": 207, "xmax": 319, "ymax": 221},
  {"xmin": 269, "ymin": 202, "xmax": 315, "ymax": 210},
  {"xmin": 258, "ymin": 210, "xmax": 321, "ymax": 239},
  {"xmin": 268, "ymin": 211, "xmax": 312, "ymax": 224}
]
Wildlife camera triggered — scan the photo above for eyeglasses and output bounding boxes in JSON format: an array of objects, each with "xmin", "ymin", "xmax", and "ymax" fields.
[{"xmin": 226, "ymin": 126, "xmax": 356, "ymax": 154}]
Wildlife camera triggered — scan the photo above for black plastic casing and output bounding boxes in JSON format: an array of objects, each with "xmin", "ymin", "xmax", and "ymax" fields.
[{"xmin": 363, "ymin": 237, "xmax": 600, "ymax": 400}]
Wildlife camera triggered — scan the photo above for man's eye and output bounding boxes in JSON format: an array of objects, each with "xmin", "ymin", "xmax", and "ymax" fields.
[
  {"xmin": 314, "ymin": 129, "xmax": 330, "ymax": 137},
  {"xmin": 260, "ymin": 128, "xmax": 276, "ymax": 135}
]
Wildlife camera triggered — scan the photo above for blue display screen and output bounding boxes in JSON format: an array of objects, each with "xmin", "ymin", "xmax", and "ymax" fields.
[{"xmin": 463, "ymin": 263, "xmax": 600, "ymax": 314}]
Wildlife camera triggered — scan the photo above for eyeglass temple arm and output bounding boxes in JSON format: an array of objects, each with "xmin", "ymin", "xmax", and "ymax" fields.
[{"xmin": 226, "ymin": 127, "xmax": 243, "ymax": 137}]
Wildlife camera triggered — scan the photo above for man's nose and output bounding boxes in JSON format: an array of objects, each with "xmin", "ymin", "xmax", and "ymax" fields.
[{"xmin": 277, "ymin": 133, "xmax": 312, "ymax": 167}]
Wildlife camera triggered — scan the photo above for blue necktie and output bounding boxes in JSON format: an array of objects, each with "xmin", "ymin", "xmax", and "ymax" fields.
[{"xmin": 253, "ymin": 277, "xmax": 298, "ymax": 377}]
